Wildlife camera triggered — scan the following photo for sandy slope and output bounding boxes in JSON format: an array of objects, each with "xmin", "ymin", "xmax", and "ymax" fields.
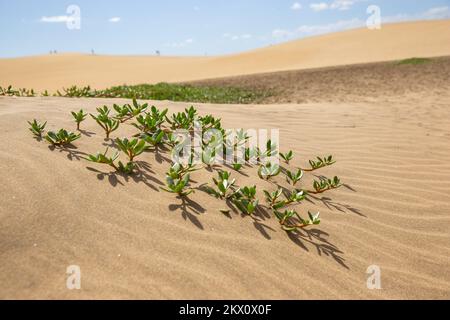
[
  {"xmin": 0, "ymin": 95, "xmax": 449, "ymax": 299},
  {"xmin": 1, "ymin": 20, "xmax": 450, "ymax": 91}
]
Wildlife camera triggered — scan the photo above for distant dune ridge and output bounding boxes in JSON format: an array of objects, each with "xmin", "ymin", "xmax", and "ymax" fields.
[{"xmin": 1, "ymin": 20, "xmax": 450, "ymax": 91}]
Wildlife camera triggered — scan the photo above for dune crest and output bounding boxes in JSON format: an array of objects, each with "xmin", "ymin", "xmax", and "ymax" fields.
[{"xmin": 1, "ymin": 20, "xmax": 450, "ymax": 91}]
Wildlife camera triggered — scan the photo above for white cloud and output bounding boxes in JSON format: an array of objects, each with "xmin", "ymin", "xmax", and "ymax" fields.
[
  {"xmin": 310, "ymin": 3, "xmax": 329, "ymax": 12},
  {"xmin": 310, "ymin": 0, "xmax": 365, "ymax": 12},
  {"xmin": 382, "ymin": 6, "xmax": 450, "ymax": 23},
  {"xmin": 109, "ymin": 17, "xmax": 121, "ymax": 23},
  {"xmin": 291, "ymin": 2, "xmax": 302, "ymax": 11},
  {"xmin": 296, "ymin": 18, "xmax": 364, "ymax": 35},
  {"xmin": 223, "ymin": 33, "xmax": 252, "ymax": 41},
  {"xmin": 165, "ymin": 38, "xmax": 194, "ymax": 48},
  {"xmin": 422, "ymin": 6, "xmax": 450, "ymax": 19},
  {"xmin": 40, "ymin": 15, "xmax": 74, "ymax": 23},
  {"xmin": 272, "ymin": 29, "xmax": 294, "ymax": 38}
]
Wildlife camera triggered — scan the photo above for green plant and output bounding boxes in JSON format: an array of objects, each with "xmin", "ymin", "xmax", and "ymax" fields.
[
  {"xmin": 115, "ymin": 138, "xmax": 147, "ymax": 161},
  {"xmin": 71, "ymin": 109, "xmax": 87, "ymax": 130},
  {"xmin": 280, "ymin": 150, "xmax": 294, "ymax": 164},
  {"xmin": 309, "ymin": 176, "xmax": 342, "ymax": 194},
  {"xmin": 27, "ymin": 119, "xmax": 47, "ymax": 138},
  {"xmin": 258, "ymin": 161, "xmax": 281, "ymax": 180},
  {"xmin": 232, "ymin": 163, "xmax": 243, "ymax": 171},
  {"xmin": 166, "ymin": 106, "xmax": 197, "ymax": 130},
  {"xmin": 285, "ymin": 168, "xmax": 304, "ymax": 186},
  {"xmin": 45, "ymin": 129, "xmax": 81, "ymax": 146},
  {"xmin": 204, "ymin": 171, "xmax": 238, "ymax": 199},
  {"xmin": 161, "ymin": 163, "xmax": 194, "ymax": 196},
  {"xmin": 273, "ymin": 210, "xmax": 321, "ymax": 232},
  {"xmin": 113, "ymin": 99, "xmax": 148, "ymax": 122},
  {"xmin": 233, "ymin": 185, "xmax": 259, "ymax": 215},
  {"xmin": 142, "ymin": 130, "xmax": 165, "ymax": 148},
  {"xmin": 87, "ymin": 148, "xmax": 135, "ymax": 174},
  {"xmin": 304, "ymin": 155, "xmax": 336, "ymax": 171},
  {"xmin": 397, "ymin": 57, "xmax": 431, "ymax": 65},
  {"xmin": 90, "ymin": 106, "xmax": 120, "ymax": 138},
  {"xmin": 264, "ymin": 188, "xmax": 306, "ymax": 210}
]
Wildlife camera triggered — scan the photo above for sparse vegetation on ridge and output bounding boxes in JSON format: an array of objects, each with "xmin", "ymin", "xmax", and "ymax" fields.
[{"xmin": 1, "ymin": 83, "xmax": 270, "ymax": 104}]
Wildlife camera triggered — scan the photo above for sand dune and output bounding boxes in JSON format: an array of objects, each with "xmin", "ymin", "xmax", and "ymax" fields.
[
  {"xmin": 1, "ymin": 20, "xmax": 450, "ymax": 91},
  {"xmin": 0, "ymin": 94, "xmax": 449, "ymax": 299}
]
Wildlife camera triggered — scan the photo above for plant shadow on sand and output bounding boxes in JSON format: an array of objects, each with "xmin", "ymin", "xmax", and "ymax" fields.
[
  {"xmin": 86, "ymin": 160, "xmax": 164, "ymax": 190},
  {"xmin": 48, "ymin": 144, "xmax": 89, "ymax": 161},
  {"xmin": 169, "ymin": 196, "xmax": 206, "ymax": 230}
]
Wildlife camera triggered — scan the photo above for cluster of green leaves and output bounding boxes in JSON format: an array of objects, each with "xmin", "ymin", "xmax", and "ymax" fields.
[
  {"xmin": 0, "ymin": 85, "xmax": 36, "ymax": 97},
  {"xmin": 161, "ymin": 163, "xmax": 197, "ymax": 196},
  {"xmin": 113, "ymin": 99, "xmax": 148, "ymax": 122},
  {"xmin": 71, "ymin": 109, "xmax": 87, "ymax": 130},
  {"xmin": 90, "ymin": 106, "xmax": 120, "ymax": 138},
  {"xmin": 273, "ymin": 210, "xmax": 321, "ymax": 231},
  {"xmin": 116, "ymin": 138, "xmax": 147, "ymax": 162},
  {"xmin": 233, "ymin": 185, "xmax": 259, "ymax": 215},
  {"xmin": 310, "ymin": 176, "xmax": 342, "ymax": 194},
  {"xmin": 205, "ymin": 171, "xmax": 259, "ymax": 216},
  {"xmin": 45, "ymin": 129, "xmax": 81, "ymax": 146},
  {"xmin": 258, "ymin": 161, "xmax": 281, "ymax": 180},
  {"xmin": 285, "ymin": 168, "xmax": 303, "ymax": 186},
  {"xmin": 280, "ymin": 150, "xmax": 294, "ymax": 164},
  {"xmin": 305, "ymin": 155, "xmax": 335, "ymax": 171},
  {"xmin": 27, "ymin": 119, "xmax": 47, "ymax": 138},
  {"xmin": 87, "ymin": 148, "xmax": 136, "ymax": 174},
  {"xmin": 56, "ymin": 85, "xmax": 97, "ymax": 98},
  {"xmin": 132, "ymin": 106, "xmax": 168, "ymax": 134},
  {"xmin": 166, "ymin": 106, "xmax": 198, "ymax": 130}
]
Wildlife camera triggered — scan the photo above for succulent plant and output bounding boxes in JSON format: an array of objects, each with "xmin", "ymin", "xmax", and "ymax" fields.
[
  {"xmin": 273, "ymin": 210, "xmax": 321, "ymax": 232},
  {"xmin": 115, "ymin": 138, "xmax": 148, "ymax": 161},
  {"xmin": 113, "ymin": 99, "xmax": 148, "ymax": 122},
  {"xmin": 305, "ymin": 155, "xmax": 336, "ymax": 171},
  {"xmin": 205, "ymin": 171, "xmax": 238, "ymax": 199},
  {"xmin": 71, "ymin": 109, "xmax": 87, "ymax": 130},
  {"xmin": 285, "ymin": 168, "xmax": 304, "ymax": 186},
  {"xmin": 232, "ymin": 163, "xmax": 243, "ymax": 171},
  {"xmin": 309, "ymin": 176, "xmax": 342, "ymax": 194},
  {"xmin": 45, "ymin": 129, "xmax": 81, "ymax": 146},
  {"xmin": 90, "ymin": 106, "xmax": 120, "ymax": 139},
  {"xmin": 166, "ymin": 106, "xmax": 197, "ymax": 130},
  {"xmin": 143, "ymin": 130, "xmax": 165, "ymax": 148},
  {"xmin": 280, "ymin": 150, "xmax": 294, "ymax": 164},
  {"xmin": 27, "ymin": 119, "xmax": 47, "ymax": 138},
  {"xmin": 161, "ymin": 163, "xmax": 194, "ymax": 196},
  {"xmin": 258, "ymin": 161, "xmax": 281, "ymax": 180}
]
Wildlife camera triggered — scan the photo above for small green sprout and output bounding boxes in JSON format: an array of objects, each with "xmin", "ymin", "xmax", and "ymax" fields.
[
  {"xmin": 232, "ymin": 163, "xmax": 243, "ymax": 171},
  {"xmin": 285, "ymin": 168, "xmax": 304, "ymax": 186},
  {"xmin": 166, "ymin": 106, "xmax": 198, "ymax": 130},
  {"xmin": 132, "ymin": 113, "xmax": 165, "ymax": 134},
  {"xmin": 87, "ymin": 148, "xmax": 135, "ymax": 174},
  {"xmin": 27, "ymin": 119, "xmax": 47, "ymax": 138},
  {"xmin": 90, "ymin": 106, "xmax": 120, "ymax": 139},
  {"xmin": 273, "ymin": 210, "xmax": 321, "ymax": 232},
  {"xmin": 115, "ymin": 138, "xmax": 148, "ymax": 161},
  {"xmin": 309, "ymin": 176, "xmax": 342, "ymax": 194},
  {"xmin": 71, "ymin": 109, "xmax": 87, "ymax": 130},
  {"xmin": 258, "ymin": 161, "xmax": 281, "ymax": 180},
  {"xmin": 161, "ymin": 163, "xmax": 194, "ymax": 196},
  {"xmin": 264, "ymin": 188, "xmax": 305, "ymax": 210},
  {"xmin": 280, "ymin": 150, "xmax": 294, "ymax": 164},
  {"xmin": 143, "ymin": 130, "xmax": 165, "ymax": 148},
  {"xmin": 263, "ymin": 189, "xmax": 283, "ymax": 207},
  {"xmin": 113, "ymin": 99, "xmax": 148, "ymax": 122},
  {"xmin": 262, "ymin": 139, "xmax": 278, "ymax": 158},
  {"xmin": 205, "ymin": 171, "xmax": 238, "ymax": 199},
  {"xmin": 45, "ymin": 129, "xmax": 81, "ymax": 146},
  {"xmin": 305, "ymin": 155, "xmax": 336, "ymax": 171}
]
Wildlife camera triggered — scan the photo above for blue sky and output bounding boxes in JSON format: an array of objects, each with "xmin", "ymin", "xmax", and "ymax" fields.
[{"xmin": 0, "ymin": 0, "xmax": 449, "ymax": 57}]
